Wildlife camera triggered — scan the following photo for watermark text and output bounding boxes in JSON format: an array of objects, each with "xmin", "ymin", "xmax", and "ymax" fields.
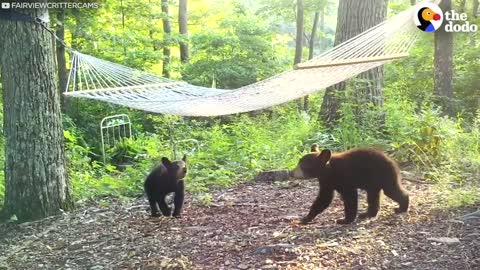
[{"xmin": 0, "ymin": 1, "xmax": 99, "ymax": 9}]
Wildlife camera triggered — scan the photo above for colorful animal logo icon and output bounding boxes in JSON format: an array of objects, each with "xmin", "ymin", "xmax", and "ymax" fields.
[{"xmin": 414, "ymin": 3, "xmax": 444, "ymax": 32}]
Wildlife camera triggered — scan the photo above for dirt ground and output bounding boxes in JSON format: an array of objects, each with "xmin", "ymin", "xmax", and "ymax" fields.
[{"xmin": 0, "ymin": 175, "xmax": 479, "ymax": 270}]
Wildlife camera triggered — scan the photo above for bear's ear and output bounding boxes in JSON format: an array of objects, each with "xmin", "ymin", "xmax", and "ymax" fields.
[
  {"xmin": 317, "ymin": 149, "xmax": 331, "ymax": 164},
  {"xmin": 161, "ymin": 157, "xmax": 172, "ymax": 166},
  {"xmin": 310, "ymin": 144, "xmax": 319, "ymax": 152},
  {"xmin": 182, "ymin": 154, "xmax": 187, "ymax": 163}
]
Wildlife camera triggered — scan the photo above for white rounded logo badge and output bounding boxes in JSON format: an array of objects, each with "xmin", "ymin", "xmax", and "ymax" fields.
[{"xmin": 414, "ymin": 3, "xmax": 444, "ymax": 32}]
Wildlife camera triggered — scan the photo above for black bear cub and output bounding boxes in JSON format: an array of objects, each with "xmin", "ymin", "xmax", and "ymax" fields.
[
  {"xmin": 144, "ymin": 155, "xmax": 187, "ymax": 217},
  {"xmin": 290, "ymin": 145, "xmax": 409, "ymax": 224}
]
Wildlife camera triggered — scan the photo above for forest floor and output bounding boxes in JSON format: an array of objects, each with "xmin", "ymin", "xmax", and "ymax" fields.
[{"xmin": 0, "ymin": 172, "xmax": 479, "ymax": 270}]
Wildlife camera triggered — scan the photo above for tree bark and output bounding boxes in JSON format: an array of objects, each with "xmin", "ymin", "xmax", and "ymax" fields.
[
  {"xmin": 162, "ymin": 0, "xmax": 171, "ymax": 78},
  {"xmin": 0, "ymin": 8, "xmax": 73, "ymax": 222},
  {"xmin": 148, "ymin": 0, "xmax": 158, "ymax": 51},
  {"xmin": 302, "ymin": 11, "xmax": 321, "ymax": 113},
  {"xmin": 294, "ymin": 0, "xmax": 304, "ymax": 65},
  {"xmin": 319, "ymin": 7, "xmax": 326, "ymax": 52},
  {"xmin": 434, "ymin": 0, "xmax": 454, "ymax": 115},
  {"xmin": 320, "ymin": 0, "xmax": 387, "ymax": 125},
  {"xmin": 179, "ymin": 0, "xmax": 189, "ymax": 63},
  {"xmin": 308, "ymin": 12, "xmax": 320, "ymax": 60},
  {"xmin": 470, "ymin": 0, "xmax": 478, "ymax": 46},
  {"xmin": 56, "ymin": 9, "xmax": 68, "ymax": 110},
  {"xmin": 459, "ymin": 0, "xmax": 467, "ymax": 12}
]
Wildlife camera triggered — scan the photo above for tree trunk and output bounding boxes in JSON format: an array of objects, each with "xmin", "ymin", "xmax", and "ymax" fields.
[
  {"xmin": 294, "ymin": 0, "xmax": 305, "ymax": 110},
  {"xmin": 459, "ymin": 0, "xmax": 467, "ymax": 12},
  {"xmin": 162, "ymin": 0, "xmax": 171, "ymax": 78},
  {"xmin": 294, "ymin": 0, "xmax": 304, "ymax": 65},
  {"xmin": 149, "ymin": 30, "xmax": 158, "ymax": 51},
  {"xmin": 319, "ymin": 7, "xmax": 326, "ymax": 52},
  {"xmin": 0, "ymin": 8, "xmax": 73, "ymax": 222},
  {"xmin": 470, "ymin": 0, "xmax": 478, "ymax": 46},
  {"xmin": 56, "ymin": 9, "xmax": 68, "ymax": 110},
  {"xmin": 434, "ymin": 0, "xmax": 453, "ymax": 115},
  {"xmin": 302, "ymin": 11, "xmax": 321, "ymax": 113},
  {"xmin": 179, "ymin": 0, "xmax": 189, "ymax": 63},
  {"xmin": 308, "ymin": 12, "xmax": 320, "ymax": 60},
  {"xmin": 320, "ymin": 0, "xmax": 387, "ymax": 125},
  {"xmin": 474, "ymin": 0, "xmax": 479, "ymax": 18},
  {"xmin": 120, "ymin": 0, "xmax": 127, "ymax": 56},
  {"xmin": 148, "ymin": 0, "xmax": 158, "ymax": 51}
]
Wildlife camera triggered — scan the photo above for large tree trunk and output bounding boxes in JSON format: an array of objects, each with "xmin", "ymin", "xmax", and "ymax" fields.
[
  {"xmin": 178, "ymin": 0, "xmax": 189, "ymax": 63},
  {"xmin": 162, "ymin": 0, "xmax": 171, "ymax": 78},
  {"xmin": 434, "ymin": 0, "xmax": 453, "ymax": 115},
  {"xmin": 56, "ymin": 9, "xmax": 68, "ymax": 110},
  {"xmin": 0, "ymin": 8, "xmax": 73, "ymax": 222},
  {"xmin": 294, "ymin": 0, "xmax": 305, "ymax": 110},
  {"xmin": 320, "ymin": 0, "xmax": 387, "ymax": 125}
]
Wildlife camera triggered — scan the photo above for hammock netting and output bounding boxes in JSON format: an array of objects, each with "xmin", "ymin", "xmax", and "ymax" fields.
[{"xmin": 64, "ymin": 4, "xmax": 421, "ymax": 116}]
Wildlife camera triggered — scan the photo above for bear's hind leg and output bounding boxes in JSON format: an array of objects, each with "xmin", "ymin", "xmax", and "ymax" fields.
[
  {"xmin": 158, "ymin": 194, "xmax": 172, "ymax": 216},
  {"xmin": 337, "ymin": 189, "xmax": 358, "ymax": 224},
  {"xmin": 359, "ymin": 189, "xmax": 380, "ymax": 219},
  {"xmin": 383, "ymin": 185, "xmax": 409, "ymax": 214}
]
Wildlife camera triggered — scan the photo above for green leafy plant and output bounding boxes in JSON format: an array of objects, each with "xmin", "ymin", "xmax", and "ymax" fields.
[{"xmin": 107, "ymin": 138, "xmax": 143, "ymax": 165}]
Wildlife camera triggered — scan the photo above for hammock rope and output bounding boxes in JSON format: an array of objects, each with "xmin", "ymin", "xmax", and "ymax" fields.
[{"xmin": 64, "ymin": 4, "xmax": 421, "ymax": 116}]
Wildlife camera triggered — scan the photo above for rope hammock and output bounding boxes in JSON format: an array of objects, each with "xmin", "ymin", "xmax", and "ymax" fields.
[{"xmin": 64, "ymin": 4, "xmax": 420, "ymax": 117}]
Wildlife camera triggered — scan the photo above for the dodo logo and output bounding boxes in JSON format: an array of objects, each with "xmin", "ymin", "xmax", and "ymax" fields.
[{"xmin": 414, "ymin": 3, "xmax": 443, "ymax": 32}]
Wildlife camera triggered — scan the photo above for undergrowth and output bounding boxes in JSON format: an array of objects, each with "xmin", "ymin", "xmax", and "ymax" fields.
[{"xmin": 0, "ymin": 92, "xmax": 478, "ymax": 209}]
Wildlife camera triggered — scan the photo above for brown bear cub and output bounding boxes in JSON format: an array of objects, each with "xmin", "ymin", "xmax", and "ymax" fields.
[
  {"xmin": 290, "ymin": 145, "xmax": 409, "ymax": 224},
  {"xmin": 144, "ymin": 155, "xmax": 187, "ymax": 218}
]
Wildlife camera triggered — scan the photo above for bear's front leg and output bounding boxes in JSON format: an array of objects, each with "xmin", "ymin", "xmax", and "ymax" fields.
[
  {"xmin": 173, "ymin": 180, "xmax": 185, "ymax": 218},
  {"xmin": 301, "ymin": 187, "xmax": 333, "ymax": 224},
  {"xmin": 336, "ymin": 189, "xmax": 358, "ymax": 224},
  {"xmin": 148, "ymin": 199, "xmax": 161, "ymax": 217}
]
